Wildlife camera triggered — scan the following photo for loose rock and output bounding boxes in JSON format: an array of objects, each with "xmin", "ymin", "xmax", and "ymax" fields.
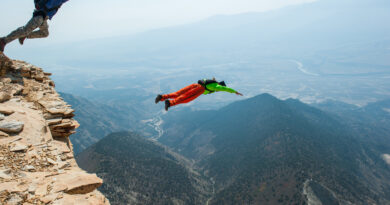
[
  {"xmin": 60, "ymin": 173, "xmax": 103, "ymax": 194},
  {"xmin": 0, "ymin": 91, "xmax": 11, "ymax": 103},
  {"xmin": 0, "ymin": 130, "xmax": 8, "ymax": 138},
  {"xmin": 0, "ymin": 107, "xmax": 14, "ymax": 115},
  {"xmin": 41, "ymin": 193, "xmax": 59, "ymax": 204},
  {"xmin": 0, "ymin": 169, "xmax": 12, "ymax": 179},
  {"xmin": 24, "ymin": 165, "xmax": 35, "ymax": 171},
  {"xmin": 5, "ymin": 194, "xmax": 23, "ymax": 205},
  {"xmin": 0, "ymin": 121, "xmax": 24, "ymax": 133},
  {"xmin": 10, "ymin": 141, "xmax": 29, "ymax": 152},
  {"xmin": 47, "ymin": 158, "xmax": 57, "ymax": 165}
]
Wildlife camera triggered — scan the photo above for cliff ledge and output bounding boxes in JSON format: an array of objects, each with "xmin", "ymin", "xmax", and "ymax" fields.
[{"xmin": 0, "ymin": 53, "xmax": 110, "ymax": 205}]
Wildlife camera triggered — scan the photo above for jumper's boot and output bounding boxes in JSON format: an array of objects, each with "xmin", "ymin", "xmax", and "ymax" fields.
[
  {"xmin": 19, "ymin": 37, "xmax": 27, "ymax": 45},
  {"xmin": 0, "ymin": 38, "xmax": 6, "ymax": 52},
  {"xmin": 155, "ymin": 94, "xmax": 163, "ymax": 104},
  {"xmin": 165, "ymin": 100, "xmax": 171, "ymax": 111}
]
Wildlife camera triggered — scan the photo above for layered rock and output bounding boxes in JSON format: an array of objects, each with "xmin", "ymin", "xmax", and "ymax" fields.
[{"xmin": 0, "ymin": 53, "xmax": 110, "ymax": 205}]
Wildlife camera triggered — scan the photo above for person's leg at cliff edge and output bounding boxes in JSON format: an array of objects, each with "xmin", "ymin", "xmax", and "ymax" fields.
[
  {"xmin": 1, "ymin": 15, "xmax": 47, "ymax": 51},
  {"xmin": 0, "ymin": 0, "xmax": 68, "ymax": 52}
]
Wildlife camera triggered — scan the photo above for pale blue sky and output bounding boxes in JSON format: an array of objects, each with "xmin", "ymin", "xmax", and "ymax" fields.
[{"xmin": 1, "ymin": 0, "xmax": 315, "ymax": 43}]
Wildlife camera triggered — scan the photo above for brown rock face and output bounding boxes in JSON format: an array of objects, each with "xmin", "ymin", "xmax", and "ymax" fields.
[{"xmin": 0, "ymin": 56, "xmax": 110, "ymax": 204}]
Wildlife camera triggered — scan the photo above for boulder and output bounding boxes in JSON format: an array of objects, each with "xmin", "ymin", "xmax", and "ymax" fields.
[
  {"xmin": 0, "ymin": 120, "xmax": 24, "ymax": 133},
  {"xmin": 0, "ymin": 107, "xmax": 14, "ymax": 115},
  {"xmin": 56, "ymin": 172, "xmax": 103, "ymax": 195},
  {"xmin": 0, "ymin": 91, "xmax": 12, "ymax": 103},
  {"xmin": 0, "ymin": 113, "xmax": 5, "ymax": 120}
]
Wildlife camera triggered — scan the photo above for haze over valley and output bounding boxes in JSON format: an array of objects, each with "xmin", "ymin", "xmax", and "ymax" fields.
[
  {"xmin": 8, "ymin": 0, "xmax": 390, "ymax": 109},
  {"xmin": 2, "ymin": 0, "xmax": 390, "ymax": 204}
]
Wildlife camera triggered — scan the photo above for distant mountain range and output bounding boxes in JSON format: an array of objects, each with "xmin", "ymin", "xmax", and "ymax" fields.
[
  {"xmin": 76, "ymin": 132, "xmax": 212, "ymax": 205},
  {"xmin": 160, "ymin": 94, "xmax": 390, "ymax": 204},
  {"xmin": 77, "ymin": 93, "xmax": 390, "ymax": 204},
  {"xmin": 14, "ymin": 0, "xmax": 390, "ymax": 68}
]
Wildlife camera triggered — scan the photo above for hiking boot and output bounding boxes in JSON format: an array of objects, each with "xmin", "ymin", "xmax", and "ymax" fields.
[
  {"xmin": 0, "ymin": 38, "xmax": 6, "ymax": 52},
  {"xmin": 165, "ymin": 100, "xmax": 171, "ymax": 111},
  {"xmin": 19, "ymin": 37, "xmax": 26, "ymax": 45},
  {"xmin": 155, "ymin": 94, "xmax": 163, "ymax": 104}
]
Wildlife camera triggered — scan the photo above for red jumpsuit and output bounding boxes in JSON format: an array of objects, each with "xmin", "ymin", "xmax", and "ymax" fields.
[{"xmin": 161, "ymin": 84, "xmax": 205, "ymax": 106}]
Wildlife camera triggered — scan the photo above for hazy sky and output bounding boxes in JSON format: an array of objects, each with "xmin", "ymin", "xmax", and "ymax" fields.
[{"xmin": 1, "ymin": 0, "xmax": 315, "ymax": 43}]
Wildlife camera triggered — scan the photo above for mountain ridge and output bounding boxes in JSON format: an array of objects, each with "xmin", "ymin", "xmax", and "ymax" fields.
[
  {"xmin": 160, "ymin": 93, "xmax": 390, "ymax": 204},
  {"xmin": 14, "ymin": 0, "xmax": 390, "ymax": 67}
]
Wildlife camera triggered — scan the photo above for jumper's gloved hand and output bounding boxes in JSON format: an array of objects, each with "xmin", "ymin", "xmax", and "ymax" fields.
[{"xmin": 236, "ymin": 92, "xmax": 243, "ymax": 96}]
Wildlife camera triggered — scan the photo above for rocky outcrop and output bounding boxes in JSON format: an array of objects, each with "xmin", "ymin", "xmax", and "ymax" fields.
[{"xmin": 0, "ymin": 53, "xmax": 110, "ymax": 205}]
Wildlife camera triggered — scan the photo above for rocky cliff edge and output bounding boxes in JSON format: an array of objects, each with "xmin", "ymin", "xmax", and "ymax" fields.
[{"xmin": 0, "ymin": 53, "xmax": 110, "ymax": 205}]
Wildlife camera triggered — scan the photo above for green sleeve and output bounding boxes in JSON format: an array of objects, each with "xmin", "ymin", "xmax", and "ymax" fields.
[{"xmin": 206, "ymin": 83, "xmax": 237, "ymax": 93}]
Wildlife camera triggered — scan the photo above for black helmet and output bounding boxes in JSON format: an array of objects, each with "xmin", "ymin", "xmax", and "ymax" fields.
[{"xmin": 219, "ymin": 81, "xmax": 226, "ymax": 86}]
